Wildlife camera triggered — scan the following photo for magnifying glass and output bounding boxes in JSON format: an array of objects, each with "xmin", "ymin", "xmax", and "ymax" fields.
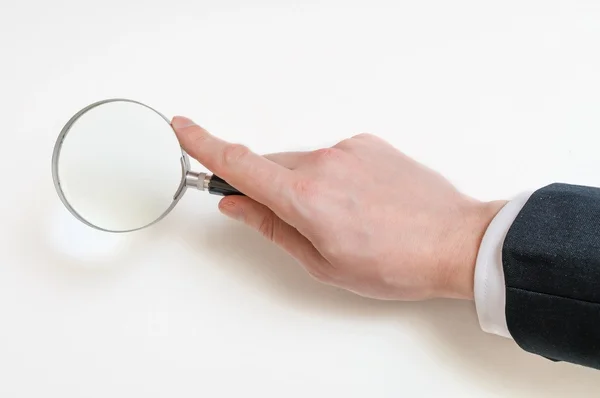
[{"xmin": 51, "ymin": 98, "xmax": 241, "ymax": 233}]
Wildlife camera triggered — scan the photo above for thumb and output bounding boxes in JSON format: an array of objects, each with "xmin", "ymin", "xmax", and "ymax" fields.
[{"xmin": 218, "ymin": 196, "xmax": 326, "ymax": 268}]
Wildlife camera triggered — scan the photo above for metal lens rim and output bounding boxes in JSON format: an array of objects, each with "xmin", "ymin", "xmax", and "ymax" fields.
[{"xmin": 51, "ymin": 98, "xmax": 190, "ymax": 233}]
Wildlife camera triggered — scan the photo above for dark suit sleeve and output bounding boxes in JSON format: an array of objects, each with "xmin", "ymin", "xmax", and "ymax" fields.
[{"xmin": 502, "ymin": 183, "xmax": 600, "ymax": 369}]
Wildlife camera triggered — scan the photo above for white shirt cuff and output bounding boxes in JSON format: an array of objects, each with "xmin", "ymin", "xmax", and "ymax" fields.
[{"xmin": 474, "ymin": 192, "xmax": 533, "ymax": 339}]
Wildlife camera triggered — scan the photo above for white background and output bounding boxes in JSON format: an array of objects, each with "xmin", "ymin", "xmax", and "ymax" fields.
[{"xmin": 1, "ymin": 0, "xmax": 600, "ymax": 396}]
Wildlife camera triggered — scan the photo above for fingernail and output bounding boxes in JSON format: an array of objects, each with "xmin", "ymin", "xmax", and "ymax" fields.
[
  {"xmin": 219, "ymin": 199, "xmax": 242, "ymax": 220},
  {"xmin": 171, "ymin": 116, "xmax": 196, "ymax": 129}
]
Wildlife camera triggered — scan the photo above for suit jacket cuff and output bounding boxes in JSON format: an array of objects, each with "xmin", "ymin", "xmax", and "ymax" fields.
[{"xmin": 474, "ymin": 192, "xmax": 532, "ymax": 338}]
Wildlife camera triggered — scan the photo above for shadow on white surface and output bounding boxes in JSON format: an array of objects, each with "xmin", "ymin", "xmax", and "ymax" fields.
[
  {"xmin": 17, "ymin": 195, "xmax": 600, "ymax": 397},
  {"xmin": 178, "ymin": 218, "xmax": 600, "ymax": 397},
  {"xmin": 47, "ymin": 206, "xmax": 128, "ymax": 265},
  {"xmin": 21, "ymin": 200, "xmax": 166, "ymax": 283}
]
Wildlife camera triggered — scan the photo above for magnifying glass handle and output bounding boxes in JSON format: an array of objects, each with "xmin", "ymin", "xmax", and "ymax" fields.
[
  {"xmin": 208, "ymin": 175, "xmax": 243, "ymax": 196},
  {"xmin": 185, "ymin": 171, "xmax": 244, "ymax": 196}
]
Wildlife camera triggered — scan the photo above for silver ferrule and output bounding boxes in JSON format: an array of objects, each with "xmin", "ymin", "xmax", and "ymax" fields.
[{"xmin": 185, "ymin": 171, "xmax": 212, "ymax": 191}]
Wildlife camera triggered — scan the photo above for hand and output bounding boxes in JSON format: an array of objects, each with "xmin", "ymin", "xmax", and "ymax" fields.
[{"xmin": 171, "ymin": 117, "xmax": 505, "ymax": 301}]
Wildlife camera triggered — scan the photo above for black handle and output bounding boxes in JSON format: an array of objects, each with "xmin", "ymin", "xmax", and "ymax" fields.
[{"xmin": 208, "ymin": 175, "xmax": 244, "ymax": 196}]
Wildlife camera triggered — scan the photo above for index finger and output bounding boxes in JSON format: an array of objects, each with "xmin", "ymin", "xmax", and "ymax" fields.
[{"xmin": 171, "ymin": 116, "xmax": 292, "ymax": 208}]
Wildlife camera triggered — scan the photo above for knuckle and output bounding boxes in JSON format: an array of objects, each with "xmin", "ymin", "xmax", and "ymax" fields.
[
  {"xmin": 222, "ymin": 143, "xmax": 250, "ymax": 166},
  {"xmin": 292, "ymin": 178, "xmax": 320, "ymax": 198},
  {"xmin": 352, "ymin": 132, "xmax": 376, "ymax": 140},
  {"xmin": 333, "ymin": 137, "xmax": 358, "ymax": 152},
  {"xmin": 189, "ymin": 130, "xmax": 210, "ymax": 147},
  {"xmin": 311, "ymin": 147, "xmax": 342, "ymax": 163},
  {"xmin": 335, "ymin": 133, "xmax": 385, "ymax": 153},
  {"xmin": 320, "ymin": 241, "xmax": 343, "ymax": 259}
]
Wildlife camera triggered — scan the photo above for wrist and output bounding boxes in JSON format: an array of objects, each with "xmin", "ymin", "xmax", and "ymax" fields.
[{"xmin": 440, "ymin": 199, "xmax": 507, "ymax": 300}]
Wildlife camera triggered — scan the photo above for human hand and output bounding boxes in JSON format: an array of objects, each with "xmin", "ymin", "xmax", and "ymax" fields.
[{"xmin": 171, "ymin": 117, "xmax": 505, "ymax": 301}]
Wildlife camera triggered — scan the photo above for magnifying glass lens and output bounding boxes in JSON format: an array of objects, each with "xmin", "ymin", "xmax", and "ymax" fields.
[{"xmin": 55, "ymin": 101, "xmax": 183, "ymax": 232}]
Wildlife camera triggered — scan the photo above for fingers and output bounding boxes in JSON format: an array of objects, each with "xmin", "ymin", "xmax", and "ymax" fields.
[
  {"xmin": 263, "ymin": 151, "xmax": 309, "ymax": 169},
  {"xmin": 171, "ymin": 116, "xmax": 292, "ymax": 208},
  {"xmin": 218, "ymin": 195, "xmax": 327, "ymax": 271}
]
